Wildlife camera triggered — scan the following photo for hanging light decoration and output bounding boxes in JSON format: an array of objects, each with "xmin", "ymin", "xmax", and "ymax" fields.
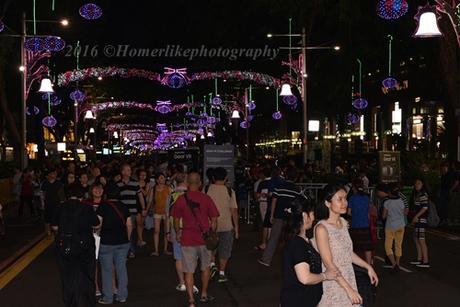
[
  {"xmin": 49, "ymin": 95, "xmax": 61, "ymax": 106},
  {"xmin": 38, "ymin": 78, "xmax": 54, "ymax": 93},
  {"xmin": 240, "ymin": 120, "xmax": 250, "ymax": 129},
  {"xmin": 69, "ymin": 89, "xmax": 86, "ymax": 102},
  {"xmin": 247, "ymin": 101, "xmax": 256, "ymax": 111},
  {"xmin": 211, "ymin": 96, "xmax": 222, "ymax": 105},
  {"xmin": 207, "ymin": 116, "xmax": 217, "ymax": 124},
  {"xmin": 44, "ymin": 36, "xmax": 66, "ymax": 52},
  {"xmin": 352, "ymin": 98, "xmax": 368, "ymax": 110},
  {"xmin": 79, "ymin": 3, "xmax": 103, "ymax": 20},
  {"xmin": 272, "ymin": 111, "xmax": 282, "ymax": 120},
  {"xmin": 231, "ymin": 110, "xmax": 240, "ymax": 119},
  {"xmin": 377, "ymin": 0, "xmax": 409, "ymax": 20},
  {"xmin": 0, "ymin": 20, "xmax": 5, "ymax": 33},
  {"xmin": 282, "ymin": 95, "xmax": 297, "ymax": 106},
  {"xmin": 382, "ymin": 35, "xmax": 398, "ymax": 90},
  {"xmin": 347, "ymin": 113, "xmax": 360, "ymax": 124},
  {"xmin": 89, "ymin": 127, "xmax": 95, "ymax": 133},
  {"xmin": 161, "ymin": 68, "xmax": 189, "ymax": 89},
  {"xmin": 26, "ymin": 106, "xmax": 40, "ymax": 116},
  {"xmin": 279, "ymin": 83, "xmax": 293, "ymax": 96},
  {"xmin": 24, "ymin": 37, "xmax": 45, "ymax": 52},
  {"xmin": 247, "ymin": 115, "xmax": 254, "ymax": 122},
  {"xmin": 413, "ymin": 4, "xmax": 443, "ymax": 38},
  {"xmin": 84, "ymin": 110, "xmax": 94, "ymax": 119},
  {"xmin": 42, "ymin": 115, "xmax": 57, "ymax": 128},
  {"xmin": 155, "ymin": 100, "xmax": 173, "ymax": 114}
]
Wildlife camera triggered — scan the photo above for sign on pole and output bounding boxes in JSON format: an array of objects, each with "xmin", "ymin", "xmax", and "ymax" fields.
[
  {"xmin": 204, "ymin": 145, "xmax": 235, "ymax": 185},
  {"xmin": 378, "ymin": 151, "xmax": 401, "ymax": 183},
  {"xmin": 168, "ymin": 148, "xmax": 199, "ymax": 172}
]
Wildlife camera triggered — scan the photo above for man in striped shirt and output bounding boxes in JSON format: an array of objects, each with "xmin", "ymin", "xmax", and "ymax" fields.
[
  {"xmin": 258, "ymin": 166, "xmax": 300, "ymax": 267},
  {"xmin": 117, "ymin": 163, "xmax": 146, "ymax": 258}
]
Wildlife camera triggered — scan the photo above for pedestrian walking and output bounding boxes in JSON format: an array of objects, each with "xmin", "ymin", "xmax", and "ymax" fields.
[
  {"xmin": 409, "ymin": 178, "xmax": 430, "ymax": 268},
  {"xmin": 152, "ymin": 172, "xmax": 172, "ymax": 256},
  {"xmin": 280, "ymin": 195, "xmax": 339, "ymax": 307},
  {"xmin": 42, "ymin": 168, "xmax": 65, "ymax": 236},
  {"xmin": 171, "ymin": 172, "xmax": 219, "ymax": 307},
  {"xmin": 315, "ymin": 184, "xmax": 378, "ymax": 306}
]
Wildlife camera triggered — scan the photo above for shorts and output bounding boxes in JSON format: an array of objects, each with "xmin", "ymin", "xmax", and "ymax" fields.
[
  {"xmin": 171, "ymin": 228, "xmax": 182, "ymax": 260},
  {"xmin": 154, "ymin": 214, "xmax": 166, "ymax": 220},
  {"xmin": 181, "ymin": 245, "xmax": 211, "ymax": 273},
  {"xmin": 217, "ymin": 231, "xmax": 234, "ymax": 260},
  {"xmin": 262, "ymin": 205, "xmax": 272, "ymax": 228},
  {"xmin": 414, "ymin": 226, "xmax": 426, "ymax": 240}
]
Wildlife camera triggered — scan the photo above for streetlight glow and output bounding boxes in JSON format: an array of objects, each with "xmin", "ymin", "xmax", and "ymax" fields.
[
  {"xmin": 19, "ymin": 65, "xmax": 25, "ymax": 72},
  {"xmin": 267, "ymin": 33, "xmax": 273, "ymax": 38},
  {"xmin": 60, "ymin": 19, "xmax": 69, "ymax": 26},
  {"xmin": 334, "ymin": 45, "xmax": 341, "ymax": 51}
]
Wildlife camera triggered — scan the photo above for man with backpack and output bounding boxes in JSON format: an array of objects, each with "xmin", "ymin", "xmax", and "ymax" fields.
[
  {"xmin": 51, "ymin": 184, "xmax": 100, "ymax": 307},
  {"xmin": 204, "ymin": 167, "xmax": 239, "ymax": 283}
]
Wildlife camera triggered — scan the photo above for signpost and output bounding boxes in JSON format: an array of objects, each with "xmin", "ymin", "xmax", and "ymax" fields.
[
  {"xmin": 203, "ymin": 145, "xmax": 235, "ymax": 185},
  {"xmin": 168, "ymin": 148, "xmax": 199, "ymax": 172},
  {"xmin": 378, "ymin": 151, "xmax": 401, "ymax": 183}
]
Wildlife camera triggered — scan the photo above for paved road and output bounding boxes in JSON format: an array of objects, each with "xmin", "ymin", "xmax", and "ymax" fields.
[{"xmin": 0, "ymin": 223, "xmax": 459, "ymax": 307}]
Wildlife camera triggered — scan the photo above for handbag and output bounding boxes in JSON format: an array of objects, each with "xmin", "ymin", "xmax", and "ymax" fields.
[{"xmin": 184, "ymin": 193, "xmax": 218, "ymax": 251}]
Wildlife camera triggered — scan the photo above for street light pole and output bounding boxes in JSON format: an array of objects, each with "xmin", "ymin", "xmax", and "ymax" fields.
[
  {"xmin": 301, "ymin": 27, "xmax": 308, "ymax": 165},
  {"xmin": 20, "ymin": 12, "xmax": 27, "ymax": 169}
]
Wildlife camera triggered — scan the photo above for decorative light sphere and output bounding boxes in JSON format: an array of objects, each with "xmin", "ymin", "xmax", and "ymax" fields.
[
  {"xmin": 272, "ymin": 111, "xmax": 282, "ymax": 120},
  {"xmin": 247, "ymin": 115, "xmax": 254, "ymax": 122},
  {"xmin": 185, "ymin": 111, "xmax": 193, "ymax": 117},
  {"xmin": 377, "ymin": 0, "xmax": 408, "ymax": 20},
  {"xmin": 347, "ymin": 113, "xmax": 360, "ymax": 124},
  {"xmin": 50, "ymin": 95, "xmax": 62, "ymax": 106},
  {"xmin": 207, "ymin": 116, "xmax": 217, "ymax": 124},
  {"xmin": 26, "ymin": 106, "xmax": 40, "ymax": 116},
  {"xmin": 69, "ymin": 89, "xmax": 86, "ymax": 102},
  {"xmin": 24, "ymin": 37, "xmax": 45, "ymax": 52},
  {"xmin": 197, "ymin": 118, "xmax": 207, "ymax": 126},
  {"xmin": 166, "ymin": 73, "xmax": 187, "ymax": 89},
  {"xmin": 44, "ymin": 36, "xmax": 66, "ymax": 51},
  {"xmin": 352, "ymin": 98, "xmax": 369, "ymax": 110},
  {"xmin": 240, "ymin": 121, "xmax": 250, "ymax": 129},
  {"xmin": 212, "ymin": 96, "xmax": 223, "ymax": 105},
  {"xmin": 282, "ymin": 95, "xmax": 297, "ymax": 106},
  {"xmin": 382, "ymin": 77, "xmax": 398, "ymax": 89},
  {"xmin": 155, "ymin": 101, "xmax": 173, "ymax": 114},
  {"xmin": 42, "ymin": 115, "xmax": 57, "ymax": 128},
  {"xmin": 79, "ymin": 3, "xmax": 103, "ymax": 20}
]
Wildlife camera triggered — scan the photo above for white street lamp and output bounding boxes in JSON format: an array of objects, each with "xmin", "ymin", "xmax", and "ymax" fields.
[
  {"xmin": 38, "ymin": 78, "xmax": 54, "ymax": 93},
  {"xmin": 413, "ymin": 4, "xmax": 443, "ymax": 38}
]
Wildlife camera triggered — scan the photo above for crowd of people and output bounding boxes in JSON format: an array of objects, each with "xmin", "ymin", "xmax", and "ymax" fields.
[{"xmin": 3, "ymin": 156, "xmax": 459, "ymax": 306}]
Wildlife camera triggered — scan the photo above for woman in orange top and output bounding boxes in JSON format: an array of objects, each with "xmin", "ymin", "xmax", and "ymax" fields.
[{"xmin": 152, "ymin": 173, "xmax": 172, "ymax": 256}]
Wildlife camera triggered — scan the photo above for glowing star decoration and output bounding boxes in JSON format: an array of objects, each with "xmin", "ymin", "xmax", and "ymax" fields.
[
  {"xmin": 26, "ymin": 106, "xmax": 40, "ymax": 116},
  {"xmin": 24, "ymin": 37, "xmax": 45, "ymax": 52},
  {"xmin": 155, "ymin": 101, "xmax": 173, "ymax": 114},
  {"xmin": 377, "ymin": 0, "xmax": 408, "ymax": 20},
  {"xmin": 272, "ymin": 111, "xmax": 282, "ymax": 120},
  {"xmin": 382, "ymin": 77, "xmax": 398, "ymax": 89},
  {"xmin": 240, "ymin": 121, "xmax": 250, "ymax": 129},
  {"xmin": 0, "ymin": 20, "xmax": 4, "ymax": 33},
  {"xmin": 347, "ymin": 113, "xmax": 360, "ymax": 124},
  {"xmin": 44, "ymin": 36, "xmax": 66, "ymax": 52},
  {"xmin": 247, "ymin": 101, "xmax": 256, "ymax": 111},
  {"xmin": 161, "ymin": 68, "xmax": 189, "ymax": 89},
  {"xmin": 42, "ymin": 115, "xmax": 57, "ymax": 128},
  {"xmin": 211, "ymin": 96, "xmax": 223, "ymax": 105},
  {"xmin": 79, "ymin": 3, "xmax": 103, "ymax": 20},
  {"xmin": 352, "ymin": 98, "xmax": 368, "ymax": 110},
  {"xmin": 282, "ymin": 95, "xmax": 297, "ymax": 106},
  {"xmin": 69, "ymin": 89, "xmax": 86, "ymax": 102}
]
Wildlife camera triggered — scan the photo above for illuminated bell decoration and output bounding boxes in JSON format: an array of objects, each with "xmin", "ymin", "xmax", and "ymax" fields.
[
  {"xmin": 352, "ymin": 98, "xmax": 368, "ymax": 110},
  {"xmin": 382, "ymin": 77, "xmax": 398, "ymax": 89},
  {"xmin": 44, "ymin": 36, "xmax": 66, "ymax": 52},
  {"xmin": 272, "ymin": 111, "xmax": 282, "ymax": 120},
  {"xmin": 84, "ymin": 110, "xmax": 94, "ymax": 119},
  {"xmin": 26, "ymin": 106, "xmax": 40, "ymax": 116},
  {"xmin": 231, "ymin": 110, "xmax": 240, "ymax": 119},
  {"xmin": 25, "ymin": 37, "xmax": 45, "ymax": 52},
  {"xmin": 240, "ymin": 121, "xmax": 250, "ymax": 129},
  {"xmin": 413, "ymin": 4, "xmax": 443, "ymax": 38},
  {"xmin": 42, "ymin": 115, "xmax": 57, "ymax": 128},
  {"xmin": 0, "ymin": 20, "xmax": 4, "ymax": 33},
  {"xmin": 282, "ymin": 95, "xmax": 297, "ymax": 106},
  {"xmin": 347, "ymin": 113, "xmax": 360, "ymax": 124},
  {"xmin": 38, "ymin": 78, "xmax": 54, "ymax": 93},
  {"xmin": 166, "ymin": 73, "xmax": 187, "ymax": 89},
  {"xmin": 377, "ymin": 0, "xmax": 408, "ymax": 20},
  {"xmin": 155, "ymin": 101, "xmax": 173, "ymax": 114},
  {"xmin": 69, "ymin": 89, "xmax": 86, "ymax": 102},
  {"xmin": 247, "ymin": 101, "xmax": 256, "ymax": 111},
  {"xmin": 79, "ymin": 3, "xmax": 103, "ymax": 20},
  {"xmin": 279, "ymin": 83, "xmax": 293, "ymax": 96},
  {"xmin": 207, "ymin": 131, "xmax": 214, "ymax": 137},
  {"xmin": 211, "ymin": 96, "xmax": 223, "ymax": 105}
]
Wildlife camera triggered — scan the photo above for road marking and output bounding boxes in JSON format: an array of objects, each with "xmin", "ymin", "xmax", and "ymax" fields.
[
  {"xmin": 0, "ymin": 236, "xmax": 53, "ymax": 290},
  {"xmin": 374, "ymin": 256, "xmax": 412, "ymax": 273},
  {"xmin": 426, "ymin": 228, "xmax": 460, "ymax": 241}
]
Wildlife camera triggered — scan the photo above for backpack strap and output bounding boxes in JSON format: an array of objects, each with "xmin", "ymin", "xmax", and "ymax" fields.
[{"xmin": 107, "ymin": 201, "xmax": 126, "ymax": 225}]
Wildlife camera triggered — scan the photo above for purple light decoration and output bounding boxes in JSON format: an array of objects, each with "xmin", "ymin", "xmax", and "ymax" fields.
[
  {"xmin": 211, "ymin": 96, "xmax": 223, "ymax": 105},
  {"xmin": 42, "ymin": 115, "xmax": 57, "ymax": 128},
  {"xmin": 247, "ymin": 115, "xmax": 254, "ymax": 122},
  {"xmin": 282, "ymin": 95, "xmax": 297, "ymax": 106},
  {"xmin": 272, "ymin": 111, "xmax": 282, "ymax": 120},
  {"xmin": 240, "ymin": 121, "xmax": 250, "ymax": 129},
  {"xmin": 69, "ymin": 89, "xmax": 86, "ymax": 102},
  {"xmin": 0, "ymin": 20, "xmax": 4, "ymax": 33},
  {"xmin": 186, "ymin": 111, "xmax": 193, "ymax": 117},
  {"xmin": 26, "ymin": 106, "xmax": 40, "ymax": 116},
  {"xmin": 197, "ymin": 128, "xmax": 204, "ymax": 135},
  {"xmin": 155, "ymin": 101, "xmax": 173, "ymax": 114},
  {"xmin": 166, "ymin": 73, "xmax": 187, "ymax": 89},
  {"xmin": 24, "ymin": 37, "xmax": 45, "ymax": 52},
  {"xmin": 377, "ymin": 0, "xmax": 408, "ymax": 20},
  {"xmin": 382, "ymin": 77, "xmax": 398, "ymax": 89},
  {"xmin": 352, "ymin": 98, "xmax": 368, "ymax": 110},
  {"xmin": 156, "ymin": 123, "xmax": 167, "ymax": 132},
  {"xmin": 41, "ymin": 93, "xmax": 51, "ymax": 100},
  {"xmin": 79, "ymin": 3, "xmax": 103, "ymax": 20},
  {"xmin": 247, "ymin": 101, "xmax": 256, "ymax": 111},
  {"xmin": 49, "ymin": 95, "xmax": 61, "ymax": 106},
  {"xmin": 197, "ymin": 118, "xmax": 207, "ymax": 126},
  {"xmin": 44, "ymin": 36, "xmax": 66, "ymax": 52},
  {"xmin": 347, "ymin": 113, "xmax": 360, "ymax": 124},
  {"xmin": 207, "ymin": 116, "xmax": 217, "ymax": 124}
]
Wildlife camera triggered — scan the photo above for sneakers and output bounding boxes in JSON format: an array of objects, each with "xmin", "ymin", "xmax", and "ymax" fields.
[
  {"xmin": 95, "ymin": 290, "xmax": 101, "ymax": 297},
  {"xmin": 175, "ymin": 284, "xmax": 199, "ymax": 294},
  {"xmin": 137, "ymin": 240, "xmax": 147, "ymax": 247},
  {"xmin": 97, "ymin": 299, "xmax": 112, "ymax": 305},
  {"xmin": 257, "ymin": 259, "xmax": 270, "ymax": 267},
  {"xmin": 217, "ymin": 274, "xmax": 228, "ymax": 283},
  {"xmin": 210, "ymin": 265, "xmax": 218, "ymax": 279},
  {"xmin": 416, "ymin": 263, "xmax": 431, "ymax": 268},
  {"xmin": 409, "ymin": 260, "xmax": 422, "ymax": 265}
]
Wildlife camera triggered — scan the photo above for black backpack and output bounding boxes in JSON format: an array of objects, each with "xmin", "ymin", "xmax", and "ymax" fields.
[{"xmin": 56, "ymin": 203, "xmax": 89, "ymax": 261}]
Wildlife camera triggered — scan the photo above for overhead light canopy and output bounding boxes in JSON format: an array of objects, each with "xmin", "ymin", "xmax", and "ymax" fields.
[
  {"xmin": 231, "ymin": 110, "xmax": 240, "ymax": 119},
  {"xmin": 279, "ymin": 83, "xmax": 293, "ymax": 96},
  {"xmin": 38, "ymin": 78, "xmax": 54, "ymax": 93},
  {"xmin": 84, "ymin": 110, "xmax": 94, "ymax": 119},
  {"xmin": 413, "ymin": 4, "xmax": 443, "ymax": 38}
]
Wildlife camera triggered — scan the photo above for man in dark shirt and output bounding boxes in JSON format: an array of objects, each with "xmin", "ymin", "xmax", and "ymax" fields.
[
  {"xmin": 259, "ymin": 166, "xmax": 300, "ymax": 266},
  {"xmin": 52, "ymin": 184, "xmax": 100, "ymax": 307},
  {"xmin": 42, "ymin": 168, "xmax": 65, "ymax": 235}
]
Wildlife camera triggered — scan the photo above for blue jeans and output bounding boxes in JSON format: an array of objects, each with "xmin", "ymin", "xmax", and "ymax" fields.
[{"xmin": 99, "ymin": 243, "xmax": 130, "ymax": 303}]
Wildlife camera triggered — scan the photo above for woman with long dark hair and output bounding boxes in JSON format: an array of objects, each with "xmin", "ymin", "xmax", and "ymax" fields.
[
  {"xmin": 315, "ymin": 184, "xmax": 378, "ymax": 306},
  {"xmin": 409, "ymin": 178, "xmax": 430, "ymax": 268},
  {"xmin": 280, "ymin": 196, "xmax": 339, "ymax": 307}
]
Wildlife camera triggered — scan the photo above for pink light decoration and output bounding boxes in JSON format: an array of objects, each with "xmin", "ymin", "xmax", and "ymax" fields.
[
  {"xmin": 191, "ymin": 71, "xmax": 280, "ymax": 87},
  {"xmin": 155, "ymin": 100, "xmax": 173, "ymax": 114},
  {"xmin": 161, "ymin": 67, "xmax": 190, "ymax": 89}
]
